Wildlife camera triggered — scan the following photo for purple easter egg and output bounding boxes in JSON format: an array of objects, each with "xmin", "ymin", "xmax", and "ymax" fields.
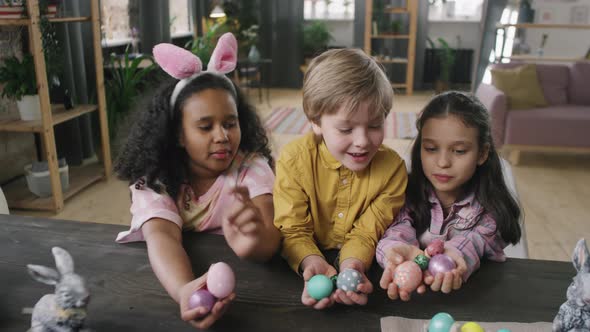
[
  {"xmin": 428, "ymin": 254, "xmax": 456, "ymax": 276},
  {"xmin": 188, "ymin": 289, "xmax": 216, "ymax": 312}
]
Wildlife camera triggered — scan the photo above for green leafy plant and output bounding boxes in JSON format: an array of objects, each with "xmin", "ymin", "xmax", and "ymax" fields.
[
  {"xmin": 0, "ymin": 55, "xmax": 37, "ymax": 101},
  {"xmin": 427, "ymin": 37, "xmax": 455, "ymax": 83},
  {"xmin": 20, "ymin": 0, "xmax": 63, "ymax": 81},
  {"xmin": 241, "ymin": 24, "xmax": 259, "ymax": 49},
  {"xmin": 105, "ymin": 49, "xmax": 156, "ymax": 140},
  {"xmin": 303, "ymin": 21, "xmax": 333, "ymax": 58}
]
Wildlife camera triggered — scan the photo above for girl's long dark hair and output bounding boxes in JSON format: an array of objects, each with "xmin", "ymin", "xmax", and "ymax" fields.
[
  {"xmin": 114, "ymin": 73, "xmax": 273, "ymax": 200},
  {"xmin": 407, "ymin": 91, "xmax": 521, "ymax": 244}
]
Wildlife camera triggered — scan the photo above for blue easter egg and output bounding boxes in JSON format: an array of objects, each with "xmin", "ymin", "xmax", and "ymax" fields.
[
  {"xmin": 307, "ymin": 274, "xmax": 334, "ymax": 300},
  {"xmin": 497, "ymin": 329, "xmax": 512, "ymax": 332},
  {"xmin": 336, "ymin": 268, "xmax": 362, "ymax": 293},
  {"xmin": 428, "ymin": 312, "xmax": 455, "ymax": 332}
]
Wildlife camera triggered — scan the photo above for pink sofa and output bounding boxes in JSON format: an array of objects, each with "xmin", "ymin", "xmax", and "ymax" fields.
[{"xmin": 476, "ymin": 62, "xmax": 590, "ymax": 164}]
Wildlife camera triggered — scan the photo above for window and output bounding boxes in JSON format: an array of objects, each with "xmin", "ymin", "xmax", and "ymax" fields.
[
  {"xmin": 100, "ymin": 0, "xmax": 131, "ymax": 47},
  {"xmin": 170, "ymin": 0, "xmax": 193, "ymax": 38},
  {"xmin": 428, "ymin": 0, "xmax": 484, "ymax": 22},
  {"xmin": 304, "ymin": 0, "xmax": 355, "ymax": 21}
]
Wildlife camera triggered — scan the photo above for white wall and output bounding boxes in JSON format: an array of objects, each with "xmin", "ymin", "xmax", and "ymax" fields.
[
  {"xmin": 527, "ymin": 0, "xmax": 590, "ymax": 59},
  {"xmin": 426, "ymin": 21, "xmax": 482, "ymax": 50},
  {"xmin": 325, "ymin": 20, "xmax": 355, "ymax": 47},
  {"xmin": 426, "ymin": 0, "xmax": 483, "ymax": 50}
]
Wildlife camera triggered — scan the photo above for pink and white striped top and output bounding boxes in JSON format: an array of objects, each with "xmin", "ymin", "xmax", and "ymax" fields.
[{"xmin": 376, "ymin": 190, "xmax": 507, "ymax": 280}]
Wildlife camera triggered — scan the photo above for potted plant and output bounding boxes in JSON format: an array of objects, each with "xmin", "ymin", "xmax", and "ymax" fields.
[
  {"xmin": 303, "ymin": 21, "xmax": 333, "ymax": 63},
  {"xmin": 242, "ymin": 24, "xmax": 260, "ymax": 62},
  {"xmin": 0, "ymin": 54, "xmax": 42, "ymax": 121},
  {"xmin": 105, "ymin": 48, "xmax": 156, "ymax": 141},
  {"xmin": 427, "ymin": 37, "xmax": 455, "ymax": 93}
]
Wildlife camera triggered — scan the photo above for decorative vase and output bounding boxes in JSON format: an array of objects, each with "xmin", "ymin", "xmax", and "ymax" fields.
[
  {"xmin": 16, "ymin": 95, "xmax": 42, "ymax": 121},
  {"xmin": 248, "ymin": 45, "xmax": 261, "ymax": 63}
]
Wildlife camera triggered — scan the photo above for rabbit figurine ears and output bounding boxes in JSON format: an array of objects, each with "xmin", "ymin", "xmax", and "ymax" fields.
[
  {"xmin": 27, "ymin": 247, "xmax": 75, "ymax": 285},
  {"xmin": 153, "ymin": 32, "xmax": 238, "ymax": 108},
  {"xmin": 572, "ymin": 238, "xmax": 590, "ymax": 274}
]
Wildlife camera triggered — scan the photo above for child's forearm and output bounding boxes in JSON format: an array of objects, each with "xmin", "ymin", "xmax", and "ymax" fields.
[
  {"xmin": 376, "ymin": 219, "xmax": 418, "ymax": 267},
  {"xmin": 143, "ymin": 219, "xmax": 194, "ymax": 303}
]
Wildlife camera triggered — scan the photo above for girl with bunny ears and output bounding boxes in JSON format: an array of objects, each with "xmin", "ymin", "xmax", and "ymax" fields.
[{"xmin": 115, "ymin": 33, "xmax": 280, "ymax": 329}]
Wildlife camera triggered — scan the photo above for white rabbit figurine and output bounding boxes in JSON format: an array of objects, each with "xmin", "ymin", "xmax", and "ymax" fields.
[
  {"xmin": 27, "ymin": 247, "xmax": 90, "ymax": 332},
  {"xmin": 553, "ymin": 238, "xmax": 590, "ymax": 332}
]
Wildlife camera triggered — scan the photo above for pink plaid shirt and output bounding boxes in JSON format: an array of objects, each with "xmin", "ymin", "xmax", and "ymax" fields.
[
  {"xmin": 376, "ymin": 190, "xmax": 506, "ymax": 280},
  {"xmin": 116, "ymin": 153, "xmax": 274, "ymax": 243}
]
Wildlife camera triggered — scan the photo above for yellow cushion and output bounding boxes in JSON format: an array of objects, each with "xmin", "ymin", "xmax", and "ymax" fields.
[{"xmin": 490, "ymin": 64, "xmax": 548, "ymax": 110}]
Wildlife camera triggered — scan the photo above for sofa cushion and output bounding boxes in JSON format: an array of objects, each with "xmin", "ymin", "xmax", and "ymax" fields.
[
  {"xmin": 569, "ymin": 62, "xmax": 590, "ymax": 105},
  {"xmin": 491, "ymin": 64, "xmax": 548, "ymax": 110},
  {"xmin": 536, "ymin": 64, "xmax": 569, "ymax": 105},
  {"xmin": 504, "ymin": 105, "xmax": 590, "ymax": 147}
]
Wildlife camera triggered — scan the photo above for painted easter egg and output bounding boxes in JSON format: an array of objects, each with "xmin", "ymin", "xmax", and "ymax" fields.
[
  {"xmin": 336, "ymin": 268, "xmax": 362, "ymax": 293},
  {"xmin": 206, "ymin": 262, "xmax": 236, "ymax": 299},
  {"xmin": 413, "ymin": 254, "xmax": 430, "ymax": 270},
  {"xmin": 425, "ymin": 239, "xmax": 445, "ymax": 257},
  {"xmin": 428, "ymin": 312, "xmax": 455, "ymax": 332},
  {"xmin": 428, "ymin": 254, "xmax": 456, "ymax": 276},
  {"xmin": 393, "ymin": 261, "xmax": 422, "ymax": 292},
  {"xmin": 307, "ymin": 274, "xmax": 334, "ymax": 300},
  {"xmin": 497, "ymin": 329, "xmax": 512, "ymax": 332},
  {"xmin": 188, "ymin": 289, "xmax": 216, "ymax": 312},
  {"xmin": 460, "ymin": 322, "xmax": 485, "ymax": 332}
]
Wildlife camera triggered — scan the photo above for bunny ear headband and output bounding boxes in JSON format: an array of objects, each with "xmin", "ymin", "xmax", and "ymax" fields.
[{"xmin": 153, "ymin": 32, "xmax": 238, "ymax": 109}]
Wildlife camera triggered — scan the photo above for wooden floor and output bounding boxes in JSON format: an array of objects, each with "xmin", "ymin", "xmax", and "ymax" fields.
[{"xmin": 11, "ymin": 89, "xmax": 590, "ymax": 262}]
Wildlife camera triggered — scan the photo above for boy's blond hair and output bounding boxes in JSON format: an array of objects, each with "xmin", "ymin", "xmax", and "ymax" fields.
[{"xmin": 302, "ymin": 48, "xmax": 393, "ymax": 124}]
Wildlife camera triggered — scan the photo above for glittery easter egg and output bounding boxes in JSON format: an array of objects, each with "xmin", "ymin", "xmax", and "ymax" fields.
[
  {"xmin": 336, "ymin": 268, "xmax": 362, "ymax": 293},
  {"xmin": 425, "ymin": 239, "xmax": 445, "ymax": 257},
  {"xmin": 413, "ymin": 254, "xmax": 430, "ymax": 270},
  {"xmin": 428, "ymin": 254, "xmax": 456, "ymax": 276},
  {"xmin": 460, "ymin": 322, "xmax": 485, "ymax": 332},
  {"xmin": 393, "ymin": 261, "xmax": 422, "ymax": 292},
  {"xmin": 307, "ymin": 274, "xmax": 334, "ymax": 300},
  {"xmin": 428, "ymin": 312, "xmax": 455, "ymax": 332},
  {"xmin": 188, "ymin": 289, "xmax": 216, "ymax": 312},
  {"xmin": 206, "ymin": 262, "xmax": 236, "ymax": 299}
]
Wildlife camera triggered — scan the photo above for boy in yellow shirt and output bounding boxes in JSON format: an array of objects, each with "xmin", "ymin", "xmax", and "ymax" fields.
[{"xmin": 273, "ymin": 48, "xmax": 407, "ymax": 309}]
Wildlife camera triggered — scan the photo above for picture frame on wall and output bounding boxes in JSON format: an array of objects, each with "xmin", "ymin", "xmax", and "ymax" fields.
[{"xmin": 570, "ymin": 6, "xmax": 589, "ymax": 25}]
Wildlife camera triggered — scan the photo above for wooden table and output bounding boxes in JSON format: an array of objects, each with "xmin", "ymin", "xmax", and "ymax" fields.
[{"xmin": 0, "ymin": 215, "xmax": 574, "ymax": 331}]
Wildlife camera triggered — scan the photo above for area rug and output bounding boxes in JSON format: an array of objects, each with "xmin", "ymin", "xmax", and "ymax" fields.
[{"xmin": 264, "ymin": 106, "xmax": 418, "ymax": 139}]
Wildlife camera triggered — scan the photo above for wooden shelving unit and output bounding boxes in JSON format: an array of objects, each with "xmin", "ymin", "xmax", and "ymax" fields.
[
  {"xmin": 364, "ymin": 0, "xmax": 418, "ymax": 95},
  {"xmin": 0, "ymin": 0, "xmax": 111, "ymax": 212},
  {"xmin": 496, "ymin": 23, "xmax": 590, "ymax": 63}
]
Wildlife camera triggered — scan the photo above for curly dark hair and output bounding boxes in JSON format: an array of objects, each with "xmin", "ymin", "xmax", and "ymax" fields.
[
  {"xmin": 114, "ymin": 73, "xmax": 273, "ymax": 200},
  {"xmin": 407, "ymin": 91, "xmax": 522, "ymax": 245}
]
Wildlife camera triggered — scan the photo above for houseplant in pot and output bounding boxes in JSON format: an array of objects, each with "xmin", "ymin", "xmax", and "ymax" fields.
[
  {"xmin": 427, "ymin": 37, "xmax": 455, "ymax": 93},
  {"xmin": 0, "ymin": 54, "xmax": 41, "ymax": 121},
  {"xmin": 303, "ymin": 21, "xmax": 332, "ymax": 64}
]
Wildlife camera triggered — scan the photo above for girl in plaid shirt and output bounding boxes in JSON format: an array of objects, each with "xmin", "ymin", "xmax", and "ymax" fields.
[{"xmin": 377, "ymin": 91, "xmax": 522, "ymax": 301}]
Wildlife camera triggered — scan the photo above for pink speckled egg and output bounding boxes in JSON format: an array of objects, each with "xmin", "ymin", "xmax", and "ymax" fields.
[
  {"xmin": 188, "ymin": 289, "xmax": 216, "ymax": 312},
  {"xmin": 428, "ymin": 254, "xmax": 456, "ymax": 276},
  {"xmin": 425, "ymin": 239, "xmax": 445, "ymax": 257},
  {"xmin": 393, "ymin": 261, "xmax": 423, "ymax": 292},
  {"xmin": 206, "ymin": 262, "xmax": 236, "ymax": 298}
]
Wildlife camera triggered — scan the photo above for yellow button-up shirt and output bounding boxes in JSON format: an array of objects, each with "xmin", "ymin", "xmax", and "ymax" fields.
[{"xmin": 273, "ymin": 132, "xmax": 407, "ymax": 272}]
